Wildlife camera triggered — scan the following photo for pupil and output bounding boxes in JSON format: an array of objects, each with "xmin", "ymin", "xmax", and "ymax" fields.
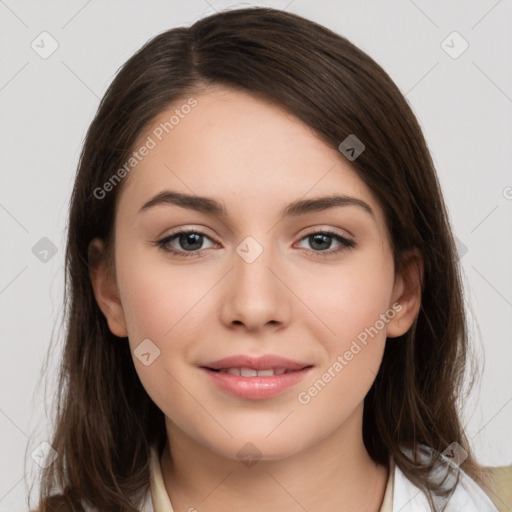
[
  {"xmin": 311, "ymin": 234, "xmax": 330, "ymax": 250},
  {"xmin": 181, "ymin": 233, "xmax": 202, "ymax": 250}
]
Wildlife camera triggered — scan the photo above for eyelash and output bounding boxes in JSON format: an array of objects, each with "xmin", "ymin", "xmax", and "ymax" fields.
[{"xmin": 153, "ymin": 229, "xmax": 356, "ymax": 259}]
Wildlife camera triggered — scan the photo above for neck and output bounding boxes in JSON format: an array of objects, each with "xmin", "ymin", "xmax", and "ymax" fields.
[{"xmin": 160, "ymin": 404, "xmax": 389, "ymax": 512}]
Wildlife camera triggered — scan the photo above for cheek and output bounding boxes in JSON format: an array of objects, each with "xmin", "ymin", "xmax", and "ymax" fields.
[
  {"xmin": 293, "ymin": 248, "xmax": 395, "ymax": 408},
  {"xmin": 116, "ymin": 249, "xmax": 210, "ymax": 342},
  {"xmin": 115, "ymin": 248, "xmax": 216, "ymax": 390},
  {"xmin": 300, "ymin": 250, "xmax": 395, "ymax": 346},
  {"xmin": 115, "ymin": 254, "xmax": 210, "ymax": 426}
]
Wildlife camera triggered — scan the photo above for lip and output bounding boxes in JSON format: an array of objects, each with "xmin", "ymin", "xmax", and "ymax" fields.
[
  {"xmin": 202, "ymin": 354, "xmax": 311, "ymax": 371},
  {"xmin": 200, "ymin": 354, "xmax": 313, "ymax": 400}
]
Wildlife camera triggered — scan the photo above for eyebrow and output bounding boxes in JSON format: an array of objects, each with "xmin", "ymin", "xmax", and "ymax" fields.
[{"xmin": 139, "ymin": 190, "xmax": 375, "ymax": 219}]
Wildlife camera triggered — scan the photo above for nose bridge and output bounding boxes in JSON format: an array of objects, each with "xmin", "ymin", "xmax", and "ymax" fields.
[
  {"xmin": 235, "ymin": 233, "xmax": 281, "ymax": 299},
  {"xmin": 219, "ymin": 233, "xmax": 290, "ymax": 330}
]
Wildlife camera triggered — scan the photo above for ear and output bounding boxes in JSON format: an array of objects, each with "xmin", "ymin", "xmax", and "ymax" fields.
[
  {"xmin": 88, "ymin": 237, "xmax": 128, "ymax": 338},
  {"xmin": 386, "ymin": 248, "xmax": 424, "ymax": 338}
]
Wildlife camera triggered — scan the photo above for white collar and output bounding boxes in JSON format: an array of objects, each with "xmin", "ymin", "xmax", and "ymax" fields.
[{"xmin": 392, "ymin": 445, "xmax": 499, "ymax": 511}]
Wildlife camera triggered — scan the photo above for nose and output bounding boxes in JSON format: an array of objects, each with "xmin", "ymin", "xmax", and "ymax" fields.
[{"xmin": 218, "ymin": 237, "xmax": 291, "ymax": 333}]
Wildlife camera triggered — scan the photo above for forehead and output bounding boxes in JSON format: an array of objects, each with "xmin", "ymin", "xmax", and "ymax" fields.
[{"xmin": 117, "ymin": 87, "xmax": 385, "ymax": 228}]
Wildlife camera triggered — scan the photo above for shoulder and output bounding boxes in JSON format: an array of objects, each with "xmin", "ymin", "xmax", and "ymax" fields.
[
  {"xmin": 392, "ymin": 444, "xmax": 502, "ymax": 511},
  {"xmin": 32, "ymin": 485, "xmax": 154, "ymax": 512},
  {"xmin": 480, "ymin": 465, "xmax": 512, "ymax": 512}
]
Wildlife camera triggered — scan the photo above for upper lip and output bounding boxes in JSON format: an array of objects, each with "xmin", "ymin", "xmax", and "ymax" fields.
[{"xmin": 202, "ymin": 355, "xmax": 312, "ymax": 371}]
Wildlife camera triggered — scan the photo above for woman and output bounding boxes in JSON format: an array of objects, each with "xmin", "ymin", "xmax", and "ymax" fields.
[{"xmin": 32, "ymin": 7, "xmax": 503, "ymax": 511}]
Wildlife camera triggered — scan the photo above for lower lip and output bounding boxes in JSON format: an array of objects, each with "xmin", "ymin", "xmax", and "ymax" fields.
[{"xmin": 201, "ymin": 367, "xmax": 312, "ymax": 400}]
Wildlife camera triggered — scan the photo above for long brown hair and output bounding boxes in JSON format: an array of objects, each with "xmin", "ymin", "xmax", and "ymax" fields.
[{"xmin": 31, "ymin": 7, "xmax": 488, "ymax": 511}]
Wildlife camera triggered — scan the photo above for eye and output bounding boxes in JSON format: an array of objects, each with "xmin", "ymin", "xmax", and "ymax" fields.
[
  {"xmin": 154, "ymin": 230, "xmax": 217, "ymax": 258},
  {"xmin": 296, "ymin": 231, "xmax": 355, "ymax": 256},
  {"xmin": 154, "ymin": 229, "xmax": 355, "ymax": 259}
]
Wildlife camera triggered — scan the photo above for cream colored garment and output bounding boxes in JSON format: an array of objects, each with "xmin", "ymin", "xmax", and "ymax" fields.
[{"xmin": 146, "ymin": 444, "xmax": 395, "ymax": 512}]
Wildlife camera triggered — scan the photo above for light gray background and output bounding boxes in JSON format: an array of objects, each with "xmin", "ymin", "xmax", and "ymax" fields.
[{"xmin": 1, "ymin": 0, "xmax": 511, "ymax": 510}]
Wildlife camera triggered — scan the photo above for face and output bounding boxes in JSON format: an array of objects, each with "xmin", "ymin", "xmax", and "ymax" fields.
[{"xmin": 92, "ymin": 86, "xmax": 419, "ymax": 462}]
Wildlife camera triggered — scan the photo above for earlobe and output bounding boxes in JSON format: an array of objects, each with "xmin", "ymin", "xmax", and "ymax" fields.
[
  {"xmin": 386, "ymin": 248, "xmax": 424, "ymax": 339},
  {"xmin": 88, "ymin": 237, "xmax": 128, "ymax": 338}
]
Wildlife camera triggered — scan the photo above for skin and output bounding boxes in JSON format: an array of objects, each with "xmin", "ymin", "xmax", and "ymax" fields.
[{"xmin": 90, "ymin": 86, "xmax": 423, "ymax": 512}]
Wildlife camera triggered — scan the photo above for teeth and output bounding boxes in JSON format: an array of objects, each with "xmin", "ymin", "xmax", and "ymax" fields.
[
  {"xmin": 240, "ymin": 368, "xmax": 258, "ymax": 377},
  {"xmin": 218, "ymin": 367, "xmax": 289, "ymax": 377},
  {"xmin": 257, "ymin": 369, "xmax": 275, "ymax": 377}
]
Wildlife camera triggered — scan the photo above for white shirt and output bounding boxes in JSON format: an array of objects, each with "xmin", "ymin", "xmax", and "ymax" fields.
[{"xmin": 137, "ymin": 443, "xmax": 499, "ymax": 511}]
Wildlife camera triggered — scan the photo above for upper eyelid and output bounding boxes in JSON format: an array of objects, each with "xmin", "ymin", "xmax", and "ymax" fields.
[
  {"xmin": 160, "ymin": 227, "xmax": 354, "ymax": 246},
  {"xmin": 160, "ymin": 227, "xmax": 218, "ymax": 243},
  {"xmin": 155, "ymin": 229, "xmax": 355, "ymax": 263}
]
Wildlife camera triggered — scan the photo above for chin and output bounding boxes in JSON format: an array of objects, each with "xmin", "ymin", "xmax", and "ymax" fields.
[{"xmin": 209, "ymin": 431, "xmax": 309, "ymax": 463}]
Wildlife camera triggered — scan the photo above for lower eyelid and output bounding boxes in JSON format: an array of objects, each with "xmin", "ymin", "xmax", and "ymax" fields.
[{"xmin": 156, "ymin": 230, "xmax": 354, "ymax": 255}]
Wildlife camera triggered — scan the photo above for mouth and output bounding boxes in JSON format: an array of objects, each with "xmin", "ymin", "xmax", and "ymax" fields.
[
  {"xmin": 200, "ymin": 354, "xmax": 314, "ymax": 400},
  {"xmin": 204, "ymin": 367, "xmax": 309, "ymax": 376},
  {"xmin": 202, "ymin": 354, "xmax": 312, "ymax": 372}
]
